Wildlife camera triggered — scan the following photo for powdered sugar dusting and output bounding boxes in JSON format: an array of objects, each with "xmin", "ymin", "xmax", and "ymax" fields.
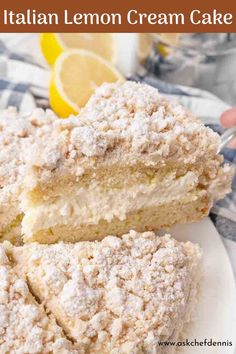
[
  {"xmin": 14, "ymin": 231, "xmax": 202, "ymax": 353},
  {"xmin": 24, "ymin": 81, "xmax": 223, "ymax": 174},
  {"xmin": 0, "ymin": 243, "xmax": 77, "ymax": 354},
  {"xmin": 0, "ymin": 107, "xmax": 57, "ymax": 189},
  {"xmin": 59, "ymin": 81, "xmax": 221, "ymax": 161}
]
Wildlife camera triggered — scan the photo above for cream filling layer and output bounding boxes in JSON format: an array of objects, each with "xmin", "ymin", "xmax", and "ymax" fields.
[{"xmin": 21, "ymin": 171, "xmax": 201, "ymax": 235}]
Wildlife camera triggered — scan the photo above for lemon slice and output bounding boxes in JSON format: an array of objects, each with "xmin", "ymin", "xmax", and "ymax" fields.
[
  {"xmin": 40, "ymin": 33, "xmax": 116, "ymax": 66},
  {"xmin": 49, "ymin": 49, "xmax": 123, "ymax": 118}
]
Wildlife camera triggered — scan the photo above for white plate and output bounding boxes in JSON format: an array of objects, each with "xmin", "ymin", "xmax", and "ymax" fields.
[{"xmin": 167, "ymin": 217, "xmax": 236, "ymax": 354}]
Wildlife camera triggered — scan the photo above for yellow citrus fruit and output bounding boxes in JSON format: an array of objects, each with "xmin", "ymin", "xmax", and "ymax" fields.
[
  {"xmin": 49, "ymin": 49, "xmax": 123, "ymax": 118},
  {"xmin": 40, "ymin": 33, "xmax": 116, "ymax": 66}
]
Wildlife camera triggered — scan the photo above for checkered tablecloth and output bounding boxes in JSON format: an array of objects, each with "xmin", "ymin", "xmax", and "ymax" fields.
[{"xmin": 0, "ymin": 34, "xmax": 235, "ymax": 278}]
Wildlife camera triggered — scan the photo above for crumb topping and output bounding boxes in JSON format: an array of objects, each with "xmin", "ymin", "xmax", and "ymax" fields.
[
  {"xmin": 14, "ymin": 231, "xmax": 202, "ymax": 353},
  {"xmin": 26, "ymin": 81, "xmax": 221, "ymax": 176},
  {"xmin": 0, "ymin": 244, "xmax": 76, "ymax": 354},
  {"xmin": 0, "ymin": 82, "xmax": 231, "ymax": 205},
  {"xmin": 0, "ymin": 107, "xmax": 57, "ymax": 189}
]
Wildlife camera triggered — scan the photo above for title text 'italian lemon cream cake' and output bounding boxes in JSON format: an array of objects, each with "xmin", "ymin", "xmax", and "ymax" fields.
[
  {"xmin": 20, "ymin": 81, "xmax": 233, "ymax": 243},
  {"xmin": 0, "ymin": 244, "xmax": 76, "ymax": 354},
  {"xmin": 12, "ymin": 231, "xmax": 202, "ymax": 353}
]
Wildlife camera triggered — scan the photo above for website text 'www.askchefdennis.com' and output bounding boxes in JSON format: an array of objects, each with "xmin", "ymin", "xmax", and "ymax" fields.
[{"xmin": 157, "ymin": 338, "xmax": 233, "ymax": 348}]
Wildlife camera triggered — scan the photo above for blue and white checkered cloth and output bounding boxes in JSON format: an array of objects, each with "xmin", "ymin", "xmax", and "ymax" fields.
[
  {"xmin": 0, "ymin": 35, "xmax": 235, "ymax": 273},
  {"xmin": 0, "ymin": 36, "xmax": 49, "ymax": 111}
]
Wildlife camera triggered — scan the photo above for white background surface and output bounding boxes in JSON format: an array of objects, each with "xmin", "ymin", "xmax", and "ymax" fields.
[{"xmin": 168, "ymin": 218, "xmax": 236, "ymax": 354}]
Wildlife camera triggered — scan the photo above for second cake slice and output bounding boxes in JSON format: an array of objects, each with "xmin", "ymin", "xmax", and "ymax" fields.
[{"xmin": 12, "ymin": 230, "xmax": 202, "ymax": 353}]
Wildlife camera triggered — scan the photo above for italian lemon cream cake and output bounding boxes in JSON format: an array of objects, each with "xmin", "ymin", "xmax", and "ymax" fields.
[
  {"xmin": 0, "ymin": 244, "xmax": 76, "ymax": 353},
  {"xmin": 19, "ymin": 81, "xmax": 233, "ymax": 243},
  {"xmin": 11, "ymin": 230, "xmax": 202, "ymax": 353}
]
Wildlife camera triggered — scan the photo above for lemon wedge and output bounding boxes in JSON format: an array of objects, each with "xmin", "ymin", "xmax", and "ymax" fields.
[
  {"xmin": 49, "ymin": 49, "xmax": 123, "ymax": 118},
  {"xmin": 40, "ymin": 33, "xmax": 116, "ymax": 66}
]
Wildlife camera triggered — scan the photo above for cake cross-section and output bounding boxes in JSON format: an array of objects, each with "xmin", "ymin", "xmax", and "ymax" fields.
[
  {"xmin": 20, "ymin": 81, "xmax": 233, "ymax": 243},
  {"xmin": 0, "ymin": 107, "xmax": 57, "ymax": 243}
]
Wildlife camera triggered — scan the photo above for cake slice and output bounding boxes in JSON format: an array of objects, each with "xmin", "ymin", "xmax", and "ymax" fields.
[
  {"xmin": 0, "ymin": 82, "xmax": 233, "ymax": 244},
  {"xmin": 20, "ymin": 81, "xmax": 233, "ymax": 243},
  {"xmin": 0, "ymin": 243, "xmax": 77, "ymax": 354},
  {"xmin": 12, "ymin": 230, "xmax": 202, "ymax": 353},
  {"xmin": 0, "ymin": 107, "xmax": 57, "ymax": 243}
]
